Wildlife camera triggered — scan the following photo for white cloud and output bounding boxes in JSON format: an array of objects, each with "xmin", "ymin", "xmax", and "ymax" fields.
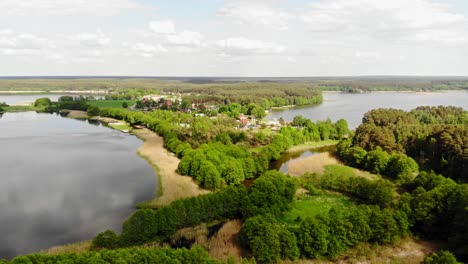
[
  {"xmin": 0, "ymin": 0, "xmax": 149, "ymax": 16},
  {"xmin": 218, "ymin": 1, "xmax": 289, "ymax": 30},
  {"xmin": 300, "ymin": 0, "xmax": 467, "ymax": 44},
  {"xmin": 148, "ymin": 21, "xmax": 204, "ymax": 49},
  {"xmin": 149, "ymin": 20, "xmax": 176, "ymax": 34},
  {"xmin": 0, "ymin": 32, "xmax": 53, "ymax": 56},
  {"xmin": 215, "ymin": 37, "xmax": 286, "ymax": 55},
  {"xmin": 129, "ymin": 43, "xmax": 168, "ymax": 57},
  {"xmin": 0, "ymin": 29, "xmax": 13, "ymax": 35},
  {"xmin": 71, "ymin": 31, "xmax": 111, "ymax": 47},
  {"xmin": 166, "ymin": 31, "xmax": 203, "ymax": 46}
]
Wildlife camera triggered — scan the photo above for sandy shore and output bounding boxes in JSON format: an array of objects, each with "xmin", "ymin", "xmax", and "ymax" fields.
[
  {"xmin": 133, "ymin": 129, "xmax": 210, "ymax": 208},
  {"xmin": 65, "ymin": 110, "xmax": 88, "ymax": 119}
]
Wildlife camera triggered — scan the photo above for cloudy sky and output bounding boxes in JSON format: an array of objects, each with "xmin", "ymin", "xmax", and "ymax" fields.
[{"xmin": 1, "ymin": 0, "xmax": 467, "ymax": 76}]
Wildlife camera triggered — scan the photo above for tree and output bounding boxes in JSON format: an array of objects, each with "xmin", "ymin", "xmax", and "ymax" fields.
[
  {"xmin": 424, "ymin": 251, "xmax": 460, "ymax": 264},
  {"xmin": 91, "ymin": 230, "xmax": 120, "ymax": 249},
  {"xmin": 121, "ymin": 209, "xmax": 158, "ymax": 245},
  {"xmin": 58, "ymin": 96, "xmax": 74, "ymax": 102},
  {"xmin": 386, "ymin": 153, "xmax": 419, "ymax": 182},
  {"xmin": 87, "ymin": 105, "xmax": 100, "ymax": 116},
  {"xmin": 334, "ymin": 119, "xmax": 349, "ymax": 138},
  {"xmin": 222, "ymin": 159, "xmax": 245, "ymax": 185},
  {"xmin": 365, "ymin": 147, "xmax": 390, "ymax": 174},
  {"xmin": 297, "ymin": 217, "xmax": 329, "ymax": 258},
  {"xmin": 33, "ymin": 97, "xmax": 51, "ymax": 107},
  {"xmin": 122, "ymin": 101, "xmax": 129, "ymax": 108},
  {"xmin": 241, "ymin": 215, "xmax": 299, "ymax": 263}
]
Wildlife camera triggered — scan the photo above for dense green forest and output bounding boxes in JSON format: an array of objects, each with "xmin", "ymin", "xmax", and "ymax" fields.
[
  {"xmin": 2, "ymin": 97, "xmax": 466, "ymax": 263},
  {"xmin": 0, "ymin": 77, "xmax": 467, "ymax": 93}
]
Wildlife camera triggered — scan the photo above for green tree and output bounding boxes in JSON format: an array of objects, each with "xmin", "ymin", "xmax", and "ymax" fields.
[
  {"xmin": 424, "ymin": 250, "xmax": 460, "ymax": 264},
  {"xmin": 121, "ymin": 209, "xmax": 158, "ymax": 245},
  {"xmin": 33, "ymin": 97, "xmax": 51, "ymax": 107},
  {"xmin": 297, "ymin": 217, "xmax": 329, "ymax": 258},
  {"xmin": 122, "ymin": 101, "xmax": 128, "ymax": 108},
  {"xmin": 87, "ymin": 105, "xmax": 100, "ymax": 116},
  {"xmin": 91, "ymin": 230, "xmax": 120, "ymax": 249}
]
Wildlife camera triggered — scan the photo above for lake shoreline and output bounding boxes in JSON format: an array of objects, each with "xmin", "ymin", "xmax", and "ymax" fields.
[
  {"xmin": 64, "ymin": 111, "xmax": 209, "ymax": 207},
  {"xmin": 131, "ymin": 129, "xmax": 210, "ymax": 208},
  {"xmin": 76, "ymin": 112, "xmax": 209, "ymax": 207}
]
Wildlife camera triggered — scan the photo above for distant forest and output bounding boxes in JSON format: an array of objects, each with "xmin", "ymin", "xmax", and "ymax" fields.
[{"xmin": 0, "ymin": 76, "xmax": 467, "ymax": 94}]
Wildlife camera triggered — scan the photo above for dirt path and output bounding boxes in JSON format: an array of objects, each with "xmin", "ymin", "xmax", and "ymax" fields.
[{"xmin": 133, "ymin": 129, "xmax": 209, "ymax": 207}]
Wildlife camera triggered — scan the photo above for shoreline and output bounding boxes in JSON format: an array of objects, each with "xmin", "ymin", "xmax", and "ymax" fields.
[
  {"xmin": 284, "ymin": 140, "xmax": 339, "ymax": 153},
  {"xmin": 0, "ymin": 90, "xmax": 108, "ymax": 95},
  {"xmin": 132, "ymin": 129, "xmax": 210, "ymax": 208},
  {"xmin": 67, "ymin": 112, "xmax": 209, "ymax": 207}
]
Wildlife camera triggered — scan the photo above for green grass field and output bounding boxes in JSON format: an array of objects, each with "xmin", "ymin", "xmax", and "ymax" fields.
[
  {"xmin": 108, "ymin": 122, "xmax": 132, "ymax": 131},
  {"xmin": 285, "ymin": 140, "xmax": 339, "ymax": 153},
  {"xmin": 87, "ymin": 100, "xmax": 136, "ymax": 109},
  {"xmin": 282, "ymin": 192, "xmax": 356, "ymax": 226},
  {"xmin": 3, "ymin": 105, "xmax": 43, "ymax": 112}
]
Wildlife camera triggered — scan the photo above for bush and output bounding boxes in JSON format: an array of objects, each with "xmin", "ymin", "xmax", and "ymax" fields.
[
  {"xmin": 87, "ymin": 105, "xmax": 100, "ymax": 116},
  {"xmin": 121, "ymin": 209, "xmax": 158, "ymax": 245},
  {"xmin": 91, "ymin": 230, "xmax": 120, "ymax": 249},
  {"xmin": 33, "ymin": 97, "xmax": 51, "ymax": 107},
  {"xmin": 424, "ymin": 250, "xmax": 460, "ymax": 264}
]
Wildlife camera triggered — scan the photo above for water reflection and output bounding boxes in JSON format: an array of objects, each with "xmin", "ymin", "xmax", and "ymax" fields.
[
  {"xmin": 87, "ymin": 119, "xmax": 101, "ymax": 126},
  {"xmin": 0, "ymin": 112, "xmax": 156, "ymax": 259},
  {"xmin": 271, "ymin": 145, "xmax": 337, "ymax": 174}
]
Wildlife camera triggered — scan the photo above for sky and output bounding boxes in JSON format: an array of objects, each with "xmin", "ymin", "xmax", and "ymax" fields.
[{"xmin": 0, "ymin": 0, "xmax": 467, "ymax": 76}]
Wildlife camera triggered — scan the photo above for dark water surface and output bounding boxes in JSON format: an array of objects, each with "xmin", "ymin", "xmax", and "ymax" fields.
[
  {"xmin": 267, "ymin": 91, "xmax": 468, "ymax": 129},
  {"xmin": 0, "ymin": 112, "xmax": 156, "ymax": 259}
]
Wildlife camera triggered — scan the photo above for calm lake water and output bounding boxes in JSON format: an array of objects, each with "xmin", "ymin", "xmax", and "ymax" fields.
[
  {"xmin": 0, "ymin": 94, "xmax": 103, "ymax": 105},
  {"xmin": 268, "ymin": 91, "xmax": 468, "ymax": 129},
  {"xmin": 0, "ymin": 112, "xmax": 156, "ymax": 259}
]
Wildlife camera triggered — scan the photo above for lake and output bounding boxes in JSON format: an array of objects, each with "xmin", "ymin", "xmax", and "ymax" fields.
[
  {"xmin": 267, "ymin": 91, "xmax": 468, "ymax": 128},
  {"xmin": 0, "ymin": 112, "xmax": 156, "ymax": 259},
  {"xmin": 0, "ymin": 94, "xmax": 103, "ymax": 106}
]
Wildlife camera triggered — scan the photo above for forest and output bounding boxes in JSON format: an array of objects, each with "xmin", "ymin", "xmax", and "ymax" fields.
[
  {"xmin": 2, "ymin": 96, "xmax": 467, "ymax": 263},
  {"xmin": 0, "ymin": 77, "xmax": 467, "ymax": 93}
]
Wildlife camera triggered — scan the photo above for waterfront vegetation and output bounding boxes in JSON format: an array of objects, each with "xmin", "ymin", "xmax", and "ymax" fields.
[
  {"xmin": 88, "ymin": 99, "xmax": 137, "ymax": 109},
  {"xmin": 1, "ymin": 84, "xmax": 466, "ymax": 264}
]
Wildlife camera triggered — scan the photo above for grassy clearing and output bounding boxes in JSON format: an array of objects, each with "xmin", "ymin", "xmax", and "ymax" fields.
[
  {"xmin": 108, "ymin": 122, "xmax": 132, "ymax": 131},
  {"xmin": 207, "ymin": 220, "xmax": 244, "ymax": 262},
  {"xmin": 170, "ymin": 220, "xmax": 244, "ymax": 262},
  {"xmin": 280, "ymin": 237, "xmax": 436, "ymax": 264},
  {"xmin": 285, "ymin": 140, "xmax": 339, "ymax": 153},
  {"xmin": 87, "ymin": 100, "xmax": 136, "ymax": 108},
  {"xmin": 3, "ymin": 105, "xmax": 43, "ymax": 112},
  {"xmin": 324, "ymin": 164, "xmax": 380, "ymax": 181},
  {"xmin": 41, "ymin": 241, "xmax": 91, "ymax": 256},
  {"xmin": 282, "ymin": 192, "xmax": 356, "ymax": 226}
]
